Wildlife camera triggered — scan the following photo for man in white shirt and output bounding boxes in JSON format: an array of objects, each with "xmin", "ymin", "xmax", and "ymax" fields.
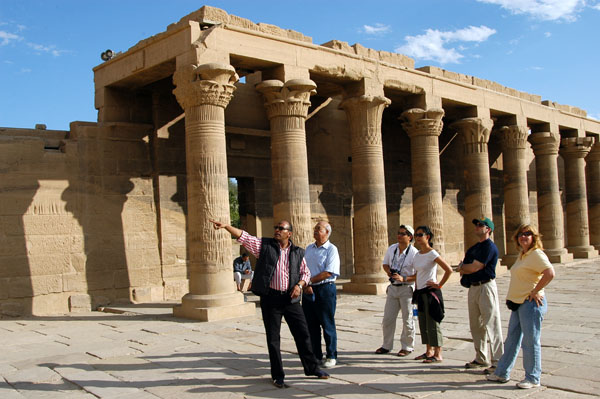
[{"xmin": 375, "ymin": 224, "xmax": 418, "ymax": 357}]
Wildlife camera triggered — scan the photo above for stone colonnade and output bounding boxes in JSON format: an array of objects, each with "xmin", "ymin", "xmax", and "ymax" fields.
[
  {"xmin": 401, "ymin": 108, "xmax": 446, "ymax": 255},
  {"xmin": 560, "ymin": 137, "xmax": 598, "ymax": 258},
  {"xmin": 171, "ymin": 61, "xmax": 598, "ymax": 320},
  {"xmin": 172, "ymin": 63, "xmax": 255, "ymax": 321},
  {"xmin": 500, "ymin": 125, "xmax": 531, "ymax": 264},
  {"xmin": 450, "ymin": 117, "xmax": 494, "ymax": 250}
]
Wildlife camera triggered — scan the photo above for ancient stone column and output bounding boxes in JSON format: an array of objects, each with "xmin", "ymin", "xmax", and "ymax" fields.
[
  {"xmin": 587, "ymin": 141, "xmax": 600, "ymax": 250},
  {"xmin": 255, "ymin": 79, "xmax": 315, "ymax": 248},
  {"xmin": 172, "ymin": 62, "xmax": 254, "ymax": 321},
  {"xmin": 340, "ymin": 95, "xmax": 391, "ymax": 294},
  {"xmin": 528, "ymin": 132, "xmax": 572, "ymax": 263},
  {"xmin": 451, "ymin": 117, "xmax": 493, "ymax": 250},
  {"xmin": 560, "ymin": 137, "xmax": 598, "ymax": 258},
  {"xmin": 500, "ymin": 125, "xmax": 530, "ymax": 265},
  {"xmin": 402, "ymin": 108, "xmax": 446, "ymax": 255}
]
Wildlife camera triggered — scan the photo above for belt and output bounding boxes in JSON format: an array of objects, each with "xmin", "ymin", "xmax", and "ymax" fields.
[
  {"xmin": 471, "ymin": 278, "xmax": 493, "ymax": 286},
  {"xmin": 312, "ymin": 282, "xmax": 334, "ymax": 287},
  {"xmin": 392, "ymin": 282, "xmax": 413, "ymax": 286},
  {"xmin": 268, "ymin": 288, "xmax": 288, "ymax": 295}
]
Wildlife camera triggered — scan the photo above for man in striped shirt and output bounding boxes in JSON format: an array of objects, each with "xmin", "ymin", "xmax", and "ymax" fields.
[{"xmin": 210, "ymin": 219, "xmax": 329, "ymax": 388}]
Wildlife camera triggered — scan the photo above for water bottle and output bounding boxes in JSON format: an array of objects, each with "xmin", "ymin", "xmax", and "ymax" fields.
[{"xmin": 412, "ymin": 304, "xmax": 418, "ymax": 318}]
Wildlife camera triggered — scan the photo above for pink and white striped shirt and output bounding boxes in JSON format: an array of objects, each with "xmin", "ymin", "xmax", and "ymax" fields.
[{"xmin": 238, "ymin": 231, "xmax": 310, "ymax": 291}]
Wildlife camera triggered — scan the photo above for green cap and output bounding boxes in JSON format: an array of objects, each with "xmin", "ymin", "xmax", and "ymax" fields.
[{"xmin": 472, "ymin": 217, "xmax": 494, "ymax": 232}]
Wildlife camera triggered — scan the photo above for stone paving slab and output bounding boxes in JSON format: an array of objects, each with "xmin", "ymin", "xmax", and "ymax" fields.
[{"xmin": 1, "ymin": 259, "xmax": 599, "ymax": 398}]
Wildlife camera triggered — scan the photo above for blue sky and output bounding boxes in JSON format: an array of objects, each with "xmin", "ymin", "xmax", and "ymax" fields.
[{"xmin": 1, "ymin": 0, "xmax": 599, "ymax": 130}]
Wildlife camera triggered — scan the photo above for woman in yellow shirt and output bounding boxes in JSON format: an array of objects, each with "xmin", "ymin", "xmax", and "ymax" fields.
[{"xmin": 486, "ymin": 224, "xmax": 555, "ymax": 389}]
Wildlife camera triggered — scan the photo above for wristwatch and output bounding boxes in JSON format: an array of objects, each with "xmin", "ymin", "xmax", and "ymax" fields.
[{"xmin": 296, "ymin": 282, "xmax": 303, "ymax": 290}]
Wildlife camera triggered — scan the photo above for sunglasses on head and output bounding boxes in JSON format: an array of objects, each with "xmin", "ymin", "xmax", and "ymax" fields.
[{"xmin": 518, "ymin": 231, "xmax": 533, "ymax": 238}]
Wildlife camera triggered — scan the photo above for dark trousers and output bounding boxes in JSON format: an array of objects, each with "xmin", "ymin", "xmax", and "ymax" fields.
[
  {"xmin": 260, "ymin": 291, "xmax": 320, "ymax": 380},
  {"xmin": 302, "ymin": 282, "xmax": 338, "ymax": 360}
]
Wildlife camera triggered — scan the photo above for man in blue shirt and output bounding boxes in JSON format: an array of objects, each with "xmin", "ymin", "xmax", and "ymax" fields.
[
  {"xmin": 457, "ymin": 217, "xmax": 503, "ymax": 374},
  {"xmin": 303, "ymin": 221, "xmax": 340, "ymax": 368},
  {"xmin": 233, "ymin": 253, "xmax": 253, "ymax": 292}
]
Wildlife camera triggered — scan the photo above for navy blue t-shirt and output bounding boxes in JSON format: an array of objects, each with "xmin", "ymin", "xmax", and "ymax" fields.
[{"xmin": 461, "ymin": 238, "xmax": 499, "ymax": 286}]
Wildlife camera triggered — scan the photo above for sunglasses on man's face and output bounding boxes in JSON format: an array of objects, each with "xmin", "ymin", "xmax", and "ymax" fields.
[
  {"xmin": 518, "ymin": 231, "xmax": 533, "ymax": 238},
  {"xmin": 476, "ymin": 222, "xmax": 486, "ymax": 228},
  {"xmin": 397, "ymin": 232, "xmax": 409, "ymax": 236},
  {"xmin": 274, "ymin": 226, "xmax": 289, "ymax": 231}
]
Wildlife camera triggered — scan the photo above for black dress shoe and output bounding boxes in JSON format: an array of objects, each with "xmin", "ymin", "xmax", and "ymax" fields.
[
  {"xmin": 272, "ymin": 378, "xmax": 285, "ymax": 388},
  {"xmin": 313, "ymin": 370, "xmax": 330, "ymax": 379}
]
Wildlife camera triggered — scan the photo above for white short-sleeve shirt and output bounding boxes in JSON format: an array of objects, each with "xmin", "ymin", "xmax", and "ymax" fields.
[{"xmin": 413, "ymin": 249, "xmax": 440, "ymax": 290}]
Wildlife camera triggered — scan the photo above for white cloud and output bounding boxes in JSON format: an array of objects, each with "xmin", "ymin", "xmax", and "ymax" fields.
[
  {"xmin": 592, "ymin": 2, "xmax": 600, "ymax": 10},
  {"xmin": 476, "ymin": 0, "xmax": 585, "ymax": 21},
  {"xmin": 0, "ymin": 30, "xmax": 22, "ymax": 45},
  {"xmin": 528, "ymin": 66, "xmax": 543, "ymax": 70},
  {"xmin": 395, "ymin": 25, "xmax": 496, "ymax": 64},
  {"xmin": 26, "ymin": 42, "xmax": 66, "ymax": 57},
  {"xmin": 362, "ymin": 23, "xmax": 391, "ymax": 35},
  {"xmin": 544, "ymin": 31, "xmax": 552, "ymax": 37}
]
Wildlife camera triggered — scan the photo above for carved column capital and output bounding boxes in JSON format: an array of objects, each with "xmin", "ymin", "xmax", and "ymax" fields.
[
  {"xmin": 528, "ymin": 131, "xmax": 560, "ymax": 156},
  {"xmin": 255, "ymin": 79, "xmax": 317, "ymax": 119},
  {"xmin": 500, "ymin": 125, "xmax": 529, "ymax": 151},
  {"xmin": 586, "ymin": 141, "xmax": 600, "ymax": 162},
  {"xmin": 340, "ymin": 95, "xmax": 391, "ymax": 148},
  {"xmin": 400, "ymin": 108, "xmax": 444, "ymax": 138},
  {"xmin": 451, "ymin": 117, "xmax": 493, "ymax": 154},
  {"xmin": 173, "ymin": 63, "xmax": 238, "ymax": 109},
  {"xmin": 560, "ymin": 137, "xmax": 594, "ymax": 159}
]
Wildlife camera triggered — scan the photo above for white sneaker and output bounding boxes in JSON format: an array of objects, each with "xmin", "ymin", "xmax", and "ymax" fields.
[
  {"xmin": 486, "ymin": 374, "xmax": 509, "ymax": 383},
  {"xmin": 323, "ymin": 358, "xmax": 337, "ymax": 368},
  {"xmin": 517, "ymin": 379, "xmax": 540, "ymax": 389}
]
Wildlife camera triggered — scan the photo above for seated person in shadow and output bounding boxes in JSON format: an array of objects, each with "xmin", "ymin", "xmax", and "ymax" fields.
[{"xmin": 233, "ymin": 253, "xmax": 254, "ymax": 292}]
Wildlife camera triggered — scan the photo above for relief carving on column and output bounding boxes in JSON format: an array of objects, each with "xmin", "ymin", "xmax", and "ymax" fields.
[
  {"xmin": 400, "ymin": 108, "xmax": 444, "ymax": 138},
  {"xmin": 500, "ymin": 125, "xmax": 529, "ymax": 150},
  {"xmin": 173, "ymin": 63, "xmax": 238, "ymax": 109},
  {"xmin": 255, "ymin": 79, "xmax": 317, "ymax": 120},
  {"xmin": 340, "ymin": 95, "xmax": 391, "ymax": 148},
  {"xmin": 450, "ymin": 117, "xmax": 494, "ymax": 154},
  {"xmin": 528, "ymin": 131, "xmax": 560, "ymax": 155}
]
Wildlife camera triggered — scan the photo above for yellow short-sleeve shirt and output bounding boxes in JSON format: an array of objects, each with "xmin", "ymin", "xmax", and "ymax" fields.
[{"xmin": 506, "ymin": 248, "xmax": 553, "ymax": 304}]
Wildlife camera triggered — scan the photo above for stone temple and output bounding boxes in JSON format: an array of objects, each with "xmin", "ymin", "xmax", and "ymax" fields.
[{"xmin": 1, "ymin": 6, "xmax": 598, "ymax": 319}]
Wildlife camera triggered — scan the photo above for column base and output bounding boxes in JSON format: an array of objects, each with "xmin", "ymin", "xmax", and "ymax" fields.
[
  {"xmin": 342, "ymin": 282, "xmax": 388, "ymax": 295},
  {"xmin": 566, "ymin": 246, "xmax": 599, "ymax": 259},
  {"xmin": 173, "ymin": 293, "xmax": 256, "ymax": 321},
  {"xmin": 543, "ymin": 248, "xmax": 574, "ymax": 263}
]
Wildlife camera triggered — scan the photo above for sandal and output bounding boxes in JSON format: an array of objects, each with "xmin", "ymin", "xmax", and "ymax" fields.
[
  {"xmin": 397, "ymin": 350, "xmax": 412, "ymax": 357},
  {"xmin": 414, "ymin": 353, "xmax": 428, "ymax": 360},
  {"xmin": 375, "ymin": 347, "xmax": 390, "ymax": 354},
  {"xmin": 423, "ymin": 356, "xmax": 442, "ymax": 363}
]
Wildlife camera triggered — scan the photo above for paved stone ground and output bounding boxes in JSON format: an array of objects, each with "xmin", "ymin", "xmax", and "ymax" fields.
[{"xmin": 1, "ymin": 259, "xmax": 599, "ymax": 398}]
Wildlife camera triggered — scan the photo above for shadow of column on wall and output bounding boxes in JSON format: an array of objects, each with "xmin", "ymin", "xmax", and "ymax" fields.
[
  {"xmin": 63, "ymin": 123, "xmax": 136, "ymax": 308},
  {"xmin": 0, "ymin": 137, "xmax": 40, "ymax": 316}
]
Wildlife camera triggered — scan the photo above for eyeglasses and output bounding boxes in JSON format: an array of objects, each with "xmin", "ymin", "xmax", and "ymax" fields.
[
  {"xmin": 397, "ymin": 232, "xmax": 408, "ymax": 236},
  {"xmin": 274, "ymin": 226, "xmax": 290, "ymax": 231},
  {"xmin": 415, "ymin": 233, "xmax": 427, "ymax": 237},
  {"xmin": 518, "ymin": 231, "xmax": 533, "ymax": 238},
  {"xmin": 475, "ymin": 222, "xmax": 486, "ymax": 228}
]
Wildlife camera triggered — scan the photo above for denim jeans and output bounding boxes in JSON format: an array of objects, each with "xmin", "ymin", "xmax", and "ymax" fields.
[
  {"xmin": 302, "ymin": 282, "xmax": 337, "ymax": 360},
  {"xmin": 495, "ymin": 297, "xmax": 547, "ymax": 384}
]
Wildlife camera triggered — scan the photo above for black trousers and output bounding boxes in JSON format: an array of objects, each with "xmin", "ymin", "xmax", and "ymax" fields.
[{"xmin": 260, "ymin": 292, "xmax": 320, "ymax": 380}]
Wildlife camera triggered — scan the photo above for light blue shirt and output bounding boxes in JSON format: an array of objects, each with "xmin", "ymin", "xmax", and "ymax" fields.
[{"xmin": 305, "ymin": 240, "xmax": 340, "ymax": 285}]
